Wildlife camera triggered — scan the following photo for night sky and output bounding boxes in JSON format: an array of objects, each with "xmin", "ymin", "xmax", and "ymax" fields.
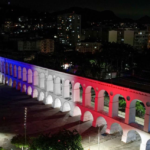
[{"xmin": 1, "ymin": 0, "xmax": 150, "ymax": 19}]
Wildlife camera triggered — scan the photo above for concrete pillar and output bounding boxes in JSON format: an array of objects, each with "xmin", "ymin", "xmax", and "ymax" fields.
[
  {"xmin": 144, "ymin": 114, "xmax": 150, "ymax": 132},
  {"xmin": 82, "ymin": 88, "xmax": 86, "ymax": 106},
  {"xmin": 125, "ymin": 106, "xmax": 136, "ymax": 124},
  {"xmin": 108, "ymin": 96, "xmax": 119, "ymax": 117},
  {"xmin": 94, "ymin": 93, "xmax": 98, "ymax": 111}
]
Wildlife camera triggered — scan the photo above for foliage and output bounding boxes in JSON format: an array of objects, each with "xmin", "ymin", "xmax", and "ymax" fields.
[
  {"xmin": 0, "ymin": 147, "xmax": 5, "ymax": 150},
  {"xmin": 119, "ymin": 98, "xmax": 126, "ymax": 109},
  {"xmin": 136, "ymin": 101, "xmax": 145, "ymax": 117},
  {"xmin": 30, "ymin": 129, "xmax": 83, "ymax": 150},
  {"xmin": 11, "ymin": 134, "xmax": 30, "ymax": 149}
]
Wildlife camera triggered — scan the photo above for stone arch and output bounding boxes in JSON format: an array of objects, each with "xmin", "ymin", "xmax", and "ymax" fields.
[
  {"xmin": 14, "ymin": 65, "xmax": 17, "ymax": 77},
  {"xmin": 53, "ymin": 98, "xmax": 62, "ymax": 108},
  {"xmin": 45, "ymin": 95, "xmax": 53, "ymax": 104},
  {"xmin": 73, "ymin": 106, "xmax": 82, "ymax": 116},
  {"xmin": 27, "ymin": 86, "xmax": 32, "ymax": 95},
  {"xmin": 62, "ymin": 102, "xmax": 71, "ymax": 112},
  {"xmin": 85, "ymin": 86, "xmax": 96, "ymax": 108},
  {"xmin": 39, "ymin": 73, "xmax": 45, "ymax": 88},
  {"xmin": 18, "ymin": 66, "xmax": 21, "ymax": 79},
  {"xmin": 9, "ymin": 64, "xmax": 13, "ymax": 76},
  {"xmin": 28, "ymin": 69, "xmax": 32, "ymax": 83},
  {"xmin": 23, "ymin": 67, "xmax": 27, "ymax": 81},
  {"xmin": 22, "ymin": 84, "xmax": 26, "ymax": 93},
  {"xmin": 46, "ymin": 75, "xmax": 53, "ymax": 92},
  {"xmin": 96, "ymin": 117, "xmax": 107, "ymax": 134},
  {"xmin": 110, "ymin": 123, "xmax": 123, "ymax": 135},
  {"xmin": 126, "ymin": 130, "xmax": 141, "ymax": 143},
  {"xmin": 129, "ymin": 99, "xmax": 145, "ymax": 126},
  {"xmin": 74, "ymin": 82, "xmax": 83, "ymax": 103},
  {"xmin": 8, "ymin": 78, "xmax": 13, "ymax": 86},
  {"xmin": 64, "ymin": 80, "xmax": 72, "ymax": 99},
  {"xmin": 97, "ymin": 90, "xmax": 110, "ymax": 112},
  {"xmin": 83, "ymin": 111, "xmax": 94, "ymax": 121},
  {"xmin": 112, "ymin": 94, "xmax": 126, "ymax": 118},
  {"xmin": 12, "ymin": 80, "xmax": 17, "ymax": 88},
  {"xmin": 33, "ymin": 70, "xmax": 38, "ymax": 86},
  {"xmin": 33, "ymin": 89, "xmax": 38, "ymax": 98},
  {"xmin": 38, "ymin": 91, "xmax": 45, "ymax": 101},
  {"xmin": 54, "ymin": 77, "xmax": 62, "ymax": 95},
  {"xmin": 17, "ymin": 82, "xmax": 21, "ymax": 90}
]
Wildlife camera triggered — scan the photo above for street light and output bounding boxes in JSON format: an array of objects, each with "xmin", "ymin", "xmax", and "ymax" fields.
[{"xmin": 24, "ymin": 107, "xmax": 27, "ymax": 150}]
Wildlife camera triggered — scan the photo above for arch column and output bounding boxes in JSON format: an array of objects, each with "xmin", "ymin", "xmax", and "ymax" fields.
[
  {"xmin": 125, "ymin": 103, "xmax": 136, "ymax": 124},
  {"xmin": 108, "ymin": 96, "xmax": 118, "ymax": 117},
  {"xmin": 94, "ymin": 92, "xmax": 98, "ymax": 111},
  {"xmin": 144, "ymin": 108, "xmax": 150, "ymax": 132},
  {"xmin": 82, "ymin": 87, "xmax": 86, "ymax": 106},
  {"xmin": 61, "ymin": 79, "xmax": 65, "ymax": 97}
]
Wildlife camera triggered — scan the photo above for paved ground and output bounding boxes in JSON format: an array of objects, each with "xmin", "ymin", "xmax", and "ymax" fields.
[{"xmin": 0, "ymin": 84, "xmax": 141, "ymax": 150}]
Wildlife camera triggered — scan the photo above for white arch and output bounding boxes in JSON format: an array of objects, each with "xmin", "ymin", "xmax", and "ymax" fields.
[
  {"xmin": 28, "ymin": 69, "xmax": 32, "ymax": 83},
  {"xmin": 83, "ymin": 111, "xmax": 94, "ymax": 121},
  {"xmin": 62, "ymin": 102, "xmax": 71, "ymax": 112},
  {"xmin": 126, "ymin": 130, "xmax": 141, "ymax": 143},
  {"xmin": 74, "ymin": 82, "xmax": 83, "ymax": 102},
  {"xmin": 12, "ymin": 80, "xmax": 17, "ymax": 88},
  {"xmin": 73, "ymin": 106, "xmax": 82, "ymax": 116},
  {"xmin": 47, "ymin": 75, "xmax": 53, "ymax": 92},
  {"xmin": 22, "ymin": 84, "xmax": 26, "ymax": 93},
  {"xmin": 54, "ymin": 77, "xmax": 61, "ymax": 95},
  {"xmin": 27, "ymin": 86, "xmax": 32, "ymax": 95},
  {"xmin": 33, "ymin": 89, "xmax": 38, "ymax": 98},
  {"xmin": 23, "ymin": 68, "xmax": 27, "ymax": 81},
  {"xmin": 38, "ymin": 92, "xmax": 44, "ymax": 101},
  {"xmin": 110, "ymin": 123, "xmax": 123, "ymax": 134},
  {"xmin": 53, "ymin": 98, "xmax": 61, "ymax": 108},
  {"xmin": 17, "ymin": 82, "xmax": 21, "ymax": 90},
  {"xmin": 9, "ymin": 64, "xmax": 13, "ymax": 76},
  {"xmin": 96, "ymin": 117, "xmax": 107, "ymax": 134},
  {"xmin": 33, "ymin": 71, "xmax": 38, "ymax": 86},
  {"xmin": 18, "ymin": 66, "xmax": 21, "ymax": 79},
  {"xmin": 64, "ymin": 80, "xmax": 72, "ymax": 98},
  {"xmin": 46, "ymin": 95, "xmax": 53, "ymax": 104},
  {"xmin": 85, "ymin": 86, "xmax": 95, "ymax": 108},
  {"xmin": 9, "ymin": 78, "xmax": 12, "ymax": 86},
  {"xmin": 14, "ymin": 65, "xmax": 17, "ymax": 77},
  {"xmin": 40, "ymin": 73, "xmax": 45, "ymax": 88}
]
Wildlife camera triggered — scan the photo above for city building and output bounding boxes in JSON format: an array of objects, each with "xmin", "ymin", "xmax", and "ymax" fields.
[
  {"xmin": 57, "ymin": 13, "xmax": 81, "ymax": 47},
  {"xmin": 18, "ymin": 40, "xmax": 41, "ymax": 51},
  {"xmin": 18, "ymin": 39, "xmax": 54, "ymax": 53},
  {"xmin": 76, "ymin": 42, "xmax": 102, "ymax": 53},
  {"xmin": 40, "ymin": 39, "xmax": 54, "ymax": 53},
  {"xmin": 109, "ymin": 29, "xmax": 150, "ymax": 49}
]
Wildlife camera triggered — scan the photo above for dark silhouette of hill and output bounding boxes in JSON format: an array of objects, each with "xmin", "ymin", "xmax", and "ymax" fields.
[{"xmin": 137, "ymin": 15, "xmax": 150, "ymax": 24}]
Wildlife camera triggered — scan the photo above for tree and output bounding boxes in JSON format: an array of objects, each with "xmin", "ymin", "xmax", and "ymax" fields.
[{"xmin": 11, "ymin": 134, "xmax": 30, "ymax": 150}]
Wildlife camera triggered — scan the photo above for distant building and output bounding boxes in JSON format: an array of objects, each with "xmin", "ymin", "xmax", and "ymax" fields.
[
  {"xmin": 18, "ymin": 40, "xmax": 40, "ymax": 51},
  {"xmin": 18, "ymin": 39, "xmax": 54, "ymax": 53},
  {"xmin": 57, "ymin": 13, "xmax": 81, "ymax": 47},
  {"xmin": 40, "ymin": 39, "xmax": 54, "ymax": 53},
  {"xmin": 76, "ymin": 42, "xmax": 102, "ymax": 53},
  {"xmin": 108, "ymin": 29, "xmax": 150, "ymax": 49}
]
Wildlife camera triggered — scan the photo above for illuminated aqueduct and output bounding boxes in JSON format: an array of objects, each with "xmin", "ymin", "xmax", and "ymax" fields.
[{"xmin": 0, "ymin": 57, "xmax": 150, "ymax": 150}]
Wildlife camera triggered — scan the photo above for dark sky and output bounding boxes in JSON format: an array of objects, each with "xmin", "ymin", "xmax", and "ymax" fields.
[{"xmin": 1, "ymin": 0, "xmax": 150, "ymax": 19}]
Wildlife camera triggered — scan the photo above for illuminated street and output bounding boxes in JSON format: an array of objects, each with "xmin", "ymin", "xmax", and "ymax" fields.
[{"xmin": 0, "ymin": 85, "xmax": 141, "ymax": 150}]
